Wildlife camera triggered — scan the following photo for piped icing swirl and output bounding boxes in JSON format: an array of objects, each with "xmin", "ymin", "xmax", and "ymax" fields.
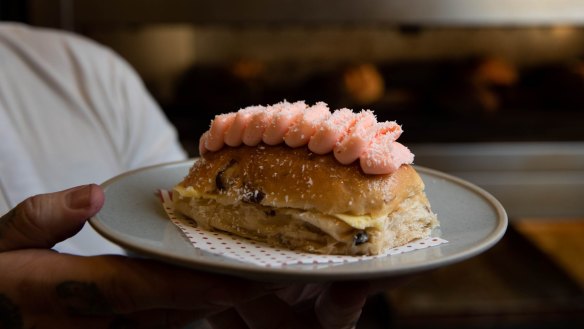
[{"xmin": 199, "ymin": 100, "xmax": 414, "ymax": 174}]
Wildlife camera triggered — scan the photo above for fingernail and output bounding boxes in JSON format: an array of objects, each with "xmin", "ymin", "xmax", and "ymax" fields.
[{"xmin": 66, "ymin": 185, "xmax": 93, "ymax": 210}]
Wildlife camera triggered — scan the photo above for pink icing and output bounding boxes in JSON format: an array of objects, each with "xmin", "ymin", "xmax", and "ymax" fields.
[
  {"xmin": 284, "ymin": 102, "xmax": 331, "ymax": 148},
  {"xmin": 360, "ymin": 124, "xmax": 413, "ymax": 174},
  {"xmin": 333, "ymin": 110, "xmax": 376, "ymax": 165},
  {"xmin": 242, "ymin": 105, "xmax": 277, "ymax": 146},
  {"xmin": 199, "ymin": 101, "xmax": 414, "ymax": 174},
  {"xmin": 308, "ymin": 108, "xmax": 355, "ymax": 154},
  {"xmin": 204, "ymin": 113, "xmax": 236, "ymax": 152},
  {"xmin": 225, "ymin": 106, "xmax": 262, "ymax": 147},
  {"xmin": 262, "ymin": 101, "xmax": 307, "ymax": 145}
]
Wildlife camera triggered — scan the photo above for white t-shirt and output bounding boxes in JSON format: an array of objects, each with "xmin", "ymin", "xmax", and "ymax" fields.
[{"xmin": 0, "ymin": 23, "xmax": 187, "ymax": 255}]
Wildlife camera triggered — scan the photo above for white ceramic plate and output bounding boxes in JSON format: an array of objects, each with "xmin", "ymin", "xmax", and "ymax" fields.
[{"xmin": 90, "ymin": 160, "xmax": 507, "ymax": 281}]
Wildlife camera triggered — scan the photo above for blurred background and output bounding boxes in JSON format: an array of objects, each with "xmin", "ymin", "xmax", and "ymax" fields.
[{"xmin": 4, "ymin": 0, "xmax": 584, "ymax": 327}]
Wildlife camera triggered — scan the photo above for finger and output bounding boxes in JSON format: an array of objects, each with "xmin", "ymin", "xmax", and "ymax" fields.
[
  {"xmin": 274, "ymin": 283, "xmax": 326, "ymax": 305},
  {"xmin": 212, "ymin": 283, "xmax": 360, "ymax": 329},
  {"xmin": 1, "ymin": 248, "xmax": 287, "ymax": 329},
  {"xmin": 40, "ymin": 254, "xmax": 283, "ymax": 315},
  {"xmin": 0, "ymin": 184, "xmax": 104, "ymax": 252},
  {"xmin": 235, "ymin": 294, "xmax": 299, "ymax": 329},
  {"xmin": 315, "ymin": 282, "xmax": 368, "ymax": 329},
  {"xmin": 113, "ymin": 309, "xmax": 204, "ymax": 329},
  {"xmin": 103, "ymin": 260, "xmax": 282, "ymax": 313},
  {"xmin": 31, "ymin": 309, "xmax": 201, "ymax": 329},
  {"xmin": 1, "ymin": 249, "xmax": 284, "ymax": 321},
  {"xmin": 206, "ymin": 308, "xmax": 248, "ymax": 329},
  {"xmin": 29, "ymin": 313, "xmax": 112, "ymax": 329}
]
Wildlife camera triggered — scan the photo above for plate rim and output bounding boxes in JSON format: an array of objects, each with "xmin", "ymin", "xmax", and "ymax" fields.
[{"xmin": 90, "ymin": 160, "xmax": 508, "ymax": 281}]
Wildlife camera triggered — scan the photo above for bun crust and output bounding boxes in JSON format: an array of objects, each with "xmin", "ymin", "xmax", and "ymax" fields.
[
  {"xmin": 177, "ymin": 145, "xmax": 423, "ymax": 218},
  {"xmin": 173, "ymin": 145, "xmax": 438, "ymax": 255}
]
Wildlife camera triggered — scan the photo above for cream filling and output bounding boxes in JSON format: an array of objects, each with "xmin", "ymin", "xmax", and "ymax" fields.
[{"xmin": 174, "ymin": 186, "xmax": 385, "ymax": 233}]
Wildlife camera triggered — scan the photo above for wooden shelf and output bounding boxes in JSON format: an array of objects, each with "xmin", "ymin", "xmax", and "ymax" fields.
[
  {"xmin": 30, "ymin": 0, "xmax": 584, "ymax": 29},
  {"xmin": 382, "ymin": 225, "xmax": 584, "ymax": 328},
  {"xmin": 514, "ymin": 218, "xmax": 584, "ymax": 290}
]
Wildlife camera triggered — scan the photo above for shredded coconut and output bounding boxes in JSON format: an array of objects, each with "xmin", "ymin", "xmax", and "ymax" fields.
[{"xmin": 200, "ymin": 101, "xmax": 413, "ymax": 174}]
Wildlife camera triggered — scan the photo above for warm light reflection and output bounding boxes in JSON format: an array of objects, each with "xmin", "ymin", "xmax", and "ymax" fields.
[{"xmin": 550, "ymin": 25, "xmax": 577, "ymax": 38}]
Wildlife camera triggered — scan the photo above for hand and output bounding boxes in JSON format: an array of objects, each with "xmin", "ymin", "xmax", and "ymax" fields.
[
  {"xmin": 207, "ymin": 281, "xmax": 369, "ymax": 329},
  {"xmin": 207, "ymin": 275, "xmax": 415, "ymax": 329},
  {"xmin": 0, "ymin": 185, "xmax": 282, "ymax": 329},
  {"xmin": 0, "ymin": 184, "xmax": 408, "ymax": 329}
]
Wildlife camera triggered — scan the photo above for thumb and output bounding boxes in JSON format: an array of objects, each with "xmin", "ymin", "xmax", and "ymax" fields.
[{"xmin": 0, "ymin": 184, "xmax": 104, "ymax": 252}]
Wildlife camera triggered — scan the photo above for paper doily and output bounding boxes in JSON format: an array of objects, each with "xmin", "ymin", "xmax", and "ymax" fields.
[{"xmin": 160, "ymin": 190, "xmax": 447, "ymax": 267}]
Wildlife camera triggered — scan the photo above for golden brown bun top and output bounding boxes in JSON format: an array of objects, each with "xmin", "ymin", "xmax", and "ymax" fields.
[{"xmin": 176, "ymin": 145, "xmax": 424, "ymax": 217}]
